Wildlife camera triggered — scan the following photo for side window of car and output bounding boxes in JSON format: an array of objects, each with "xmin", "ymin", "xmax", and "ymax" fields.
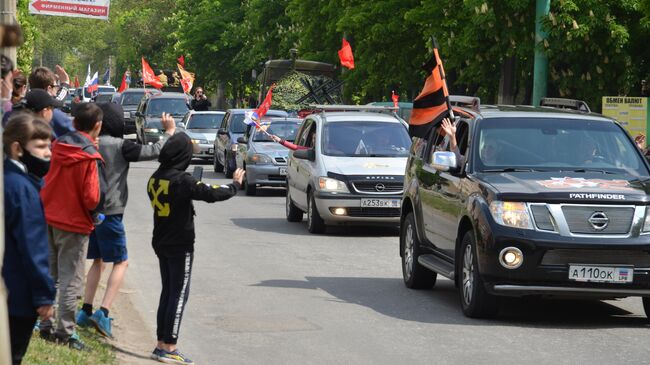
[
  {"xmin": 296, "ymin": 120, "xmax": 314, "ymax": 147},
  {"xmin": 424, "ymin": 125, "xmax": 448, "ymax": 164},
  {"xmin": 456, "ymin": 120, "xmax": 470, "ymax": 157},
  {"xmin": 220, "ymin": 113, "xmax": 229, "ymax": 129}
]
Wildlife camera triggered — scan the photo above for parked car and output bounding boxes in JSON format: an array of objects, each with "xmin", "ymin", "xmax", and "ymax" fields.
[
  {"xmin": 235, "ymin": 117, "xmax": 302, "ymax": 195},
  {"xmin": 180, "ymin": 110, "xmax": 226, "ymax": 160},
  {"xmin": 213, "ymin": 108, "xmax": 288, "ymax": 177},
  {"xmin": 134, "ymin": 92, "xmax": 189, "ymax": 144},
  {"xmin": 400, "ymin": 99, "xmax": 650, "ymax": 319},
  {"xmin": 285, "ymin": 106, "xmax": 411, "ymax": 233},
  {"xmin": 120, "ymin": 88, "xmax": 162, "ymax": 135}
]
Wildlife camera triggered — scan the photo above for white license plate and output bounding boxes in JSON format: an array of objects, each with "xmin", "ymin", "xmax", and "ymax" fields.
[
  {"xmin": 208, "ymin": 148, "xmax": 214, "ymax": 154},
  {"xmin": 279, "ymin": 167, "xmax": 288, "ymax": 175},
  {"xmin": 568, "ymin": 265, "xmax": 633, "ymax": 283},
  {"xmin": 360, "ymin": 198, "xmax": 401, "ymax": 208}
]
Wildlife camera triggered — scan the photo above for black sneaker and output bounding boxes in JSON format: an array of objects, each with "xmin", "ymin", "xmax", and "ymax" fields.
[{"xmin": 39, "ymin": 330, "xmax": 56, "ymax": 342}]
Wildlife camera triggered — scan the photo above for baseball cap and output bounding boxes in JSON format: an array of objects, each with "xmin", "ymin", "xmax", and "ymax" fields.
[{"xmin": 25, "ymin": 89, "xmax": 63, "ymax": 111}]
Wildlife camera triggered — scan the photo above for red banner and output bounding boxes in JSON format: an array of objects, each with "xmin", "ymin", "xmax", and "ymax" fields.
[{"xmin": 141, "ymin": 57, "xmax": 162, "ymax": 89}]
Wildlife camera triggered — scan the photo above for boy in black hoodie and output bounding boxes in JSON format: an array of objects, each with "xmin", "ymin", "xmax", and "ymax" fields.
[{"xmin": 147, "ymin": 132, "xmax": 244, "ymax": 365}]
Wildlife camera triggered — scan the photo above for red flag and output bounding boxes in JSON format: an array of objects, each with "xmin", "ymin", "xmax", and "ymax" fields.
[
  {"xmin": 338, "ymin": 38, "xmax": 355, "ymax": 70},
  {"xmin": 141, "ymin": 57, "xmax": 163, "ymax": 89},
  {"xmin": 118, "ymin": 71, "xmax": 129, "ymax": 93},
  {"xmin": 73, "ymin": 76, "xmax": 80, "ymax": 88},
  {"xmin": 177, "ymin": 55, "xmax": 185, "ymax": 68},
  {"xmin": 409, "ymin": 38, "xmax": 452, "ymax": 138},
  {"xmin": 391, "ymin": 90, "xmax": 399, "ymax": 108},
  {"xmin": 255, "ymin": 84, "xmax": 275, "ymax": 118}
]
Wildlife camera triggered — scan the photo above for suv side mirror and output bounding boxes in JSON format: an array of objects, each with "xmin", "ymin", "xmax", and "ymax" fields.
[
  {"xmin": 293, "ymin": 148, "xmax": 315, "ymax": 162},
  {"xmin": 236, "ymin": 136, "xmax": 247, "ymax": 144},
  {"xmin": 431, "ymin": 151, "xmax": 457, "ymax": 171}
]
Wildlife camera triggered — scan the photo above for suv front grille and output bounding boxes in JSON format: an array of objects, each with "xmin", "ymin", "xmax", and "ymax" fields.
[
  {"xmin": 531, "ymin": 205, "xmax": 555, "ymax": 231},
  {"xmin": 351, "ymin": 181, "xmax": 403, "ymax": 194},
  {"xmin": 542, "ymin": 249, "xmax": 650, "ymax": 267},
  {"xmin": 274, "ymin": 157, "xmax": 287, "ymax": 164},
  {"xmin": 561, "ymin": 206, "xmax": 634, "ymax": 234}
]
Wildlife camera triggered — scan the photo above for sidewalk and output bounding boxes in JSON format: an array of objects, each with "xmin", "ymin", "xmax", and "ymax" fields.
[{"xmin": 93, "ymin": 272, "xmax": 155, "ymax": 364}]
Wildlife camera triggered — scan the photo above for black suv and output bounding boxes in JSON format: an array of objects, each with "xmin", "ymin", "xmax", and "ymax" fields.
[
  {"xmin": 134, "ymin": 92, "xmax": 189, "ymax": 144},
  {"xmin": 401, "ymin": 100, "xmax": 650, "ymax": 318},
  {"xmin": 120, "ymin": 88, "xmax": 161, "ymax": 135}
]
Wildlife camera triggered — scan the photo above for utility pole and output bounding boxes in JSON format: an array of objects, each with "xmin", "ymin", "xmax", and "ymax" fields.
[
  {"xmin": 0, "ymin": 0, "xmax": 18, "ymax": 362},
  {"xmin": 532, "ymin": 0, "xmax": 550, "ymax": 106}
]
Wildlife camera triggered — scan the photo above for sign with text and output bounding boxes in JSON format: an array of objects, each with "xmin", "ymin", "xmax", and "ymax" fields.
[
  {"xmin": 602, "ymin": 96, "xmax": 649, "ymax": 142},
  {"xmin": 29, "ymin": 0, "xmax": 110, "ymax": 20}
]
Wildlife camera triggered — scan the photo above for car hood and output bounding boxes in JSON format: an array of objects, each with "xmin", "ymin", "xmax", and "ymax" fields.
[
  {"xmin": 321, "ymin": 155, "xmax": 407, "ymax": 176},
  {"xmin": 185, "ymin": 130, "xmax": 217, "ymax": 141},
  {"xmin": 250, "ymin": 142, "xmax": 291, "ymax": 157},
  {"xmin": 475, "ymin": 171, "xmax": 650, "ymax": 203}
]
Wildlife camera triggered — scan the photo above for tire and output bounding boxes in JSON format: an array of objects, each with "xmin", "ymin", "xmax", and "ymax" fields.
[
  {"xmin": 307, "ymin": 190, "xmax": 325, "ymax": 234},
  {"xmin": 213, "ymin": 150, "xmax": 223, "ymax": 173},
  {"xmin": 401, "ymin": 212, "xmax": 437, "ymax": 289},
  {"xmin": 285, "ymin": 185, "xmax": 303, "ymax": 222},
  {"xmin": 224, "ymin": 151, "xmax": 233, "ymax": 178},
  {"xmin": 459, "ymin": 230, "xmax": 498, "ymax": 318},
  {"xmin": 643, "ymin": 297, "xmax": 650, "ymax": 320},
  {"xmin": 244, "ymin": 173, "xmax": 257, "ymax": 196}
]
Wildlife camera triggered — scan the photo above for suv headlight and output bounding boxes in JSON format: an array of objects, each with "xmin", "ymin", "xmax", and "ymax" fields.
[
  {"xmin": 191, "ymin": 139, "xmax": 209, "ymax": 144},
  {"xmin": 144, "ymin": 128, "xmax": 159, "ymax": 133},
  {"xmin": 489, "ymin": 201, "xmax": 533, "ymax": 230},
  {"xmin": 248, "ymin": 153, "xmax": 273, "ymax": 165},
  {"xmin": 231, "ymin": 143, "xmax": 238, "ymax": 151},
  {"xmin": 318, "ymin": 177, "xmax": 349, "ymax": 193}
]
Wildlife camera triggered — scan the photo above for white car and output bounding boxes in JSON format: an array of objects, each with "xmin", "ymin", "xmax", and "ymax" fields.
[
  {"xmin": 180, "ymin": 110, "xmax": 226, "ymax": 160},
  {"xmin": 285, "ymin": 105, "xmax": 411, "ymax": 233}
]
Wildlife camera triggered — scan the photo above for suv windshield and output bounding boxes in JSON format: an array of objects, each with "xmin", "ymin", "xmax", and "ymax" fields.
[
  {"xmin": 322, "ymin": 121, "xmax": 411, "ymax": 157},
  {"xmin": 475, "ymin": 117, "xmax": 649, "ymax": 176},
  {"xmin": 121, "ymin": 92, "xmax": 145, "ymax": 106},
  {"xmin": 146, "ymin": 98, "xmax": 189, "ymax": 117},
  {"xmin": 253, "ymin": 121, "xmax": 300, "ymax": 142},
  {"xmin": 187, "ymin": 114, "xmax": 224, "ymax": 129}
]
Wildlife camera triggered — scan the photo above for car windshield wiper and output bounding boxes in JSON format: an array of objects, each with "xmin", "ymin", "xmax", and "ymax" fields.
[
  {"xmin": 568, "ymin": 169, "xmax": 617, "ymax": 174},
  {"xmin": 481, "ymin": 168, "xmax": 543, "ymax": 173}
]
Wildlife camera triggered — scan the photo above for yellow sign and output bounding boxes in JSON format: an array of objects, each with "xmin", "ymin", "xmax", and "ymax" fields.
[{"xmin": 602, "ymin": 97, "xmax": 649, "ymax": 143}]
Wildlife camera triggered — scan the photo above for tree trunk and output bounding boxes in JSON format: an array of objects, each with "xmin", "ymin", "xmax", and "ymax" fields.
[{"xmin": 498, "ymin": 56, "xmax": 517, "ymax": 105}]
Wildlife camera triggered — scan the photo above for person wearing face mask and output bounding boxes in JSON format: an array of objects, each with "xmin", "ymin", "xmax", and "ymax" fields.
[{"xmin": 3, "ymin": 114, "xmax": 57, "ymax": 364}]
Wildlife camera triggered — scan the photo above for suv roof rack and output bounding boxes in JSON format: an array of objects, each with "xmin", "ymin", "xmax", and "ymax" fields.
[
  {"xmin": 449, "ymin": 95, "xmax": 481, "ymax": 111},
  {"xmin": 307, "ymin": 104, "xmax": 398, "ymax": 114},
  {"xmin": 540, "ymin": 97, "xmax": 591, "ymax": 113}
]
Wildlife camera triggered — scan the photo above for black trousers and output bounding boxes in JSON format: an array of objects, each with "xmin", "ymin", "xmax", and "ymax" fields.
[
  {"xmin": 9, "ymin": 315, "xmax": 37, "ymax": 365},
  {"xmin": 156, "ymin": 249, "xmax": 194, "ymax": 344}
]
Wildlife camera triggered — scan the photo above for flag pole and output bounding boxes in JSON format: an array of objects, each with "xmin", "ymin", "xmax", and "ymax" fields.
[{"xmin": 431, "ymin": 36, "xmax": 455, "ymax": 121}]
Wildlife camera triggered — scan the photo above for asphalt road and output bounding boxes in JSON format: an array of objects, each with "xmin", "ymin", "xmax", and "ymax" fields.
[{"xmin": 123, "ymin": 159, "xmax": 650, "ymax": 365}]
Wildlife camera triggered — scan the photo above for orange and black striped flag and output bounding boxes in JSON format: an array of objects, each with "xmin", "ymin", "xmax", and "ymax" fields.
[{"xmin": 409, "ymin": 38, "xmax": 452, "ymax": 138}]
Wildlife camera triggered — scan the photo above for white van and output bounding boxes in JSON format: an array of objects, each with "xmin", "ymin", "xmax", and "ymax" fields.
[{"xmin": 285, "ymin": 105, "xmax": 410, "ymax": 233}]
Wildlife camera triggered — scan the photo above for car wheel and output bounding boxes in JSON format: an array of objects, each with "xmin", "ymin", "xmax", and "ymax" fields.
[
  {"xmin": 213, "ymin": 150, "xmax": 223, "ymax": 173},
  {"xmin": 285, "ymin": 185, "xmax": 303, "ymax": 222},
  {"xmin": 224, "ymin": 151, "xmax": 233, "ymax": 178},
  {"xmin": 642, "ymin": 297, "xmax": 650, "ymax": 320},
  {"xmin": 244, "ymin": 173, "xmax": 257, "ymax": 196},
  {"xmin": 307, "ymin": 190, "xmax": 325, "ymax": 234},
  {"xmin": 401, "ymin": 212, "xmax": 437, "ymax": 289},
  {"xmin": 459, "ymin": 230, "xmax": 498, "ymax": 318}
]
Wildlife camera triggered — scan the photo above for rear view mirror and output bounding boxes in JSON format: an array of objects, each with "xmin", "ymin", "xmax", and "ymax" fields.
[
  {"xmin": 431, "ymin": 151, "xmax": 457, "ymax": 171},
  {"xmin": 293, "ymin": 148, "xmax": 315, "ymax": 161}
]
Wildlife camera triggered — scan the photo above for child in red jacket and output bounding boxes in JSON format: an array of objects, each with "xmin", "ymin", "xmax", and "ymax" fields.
[{"xmin": 39, "ymin": 102, "xmax": 104, "ymax": 350}]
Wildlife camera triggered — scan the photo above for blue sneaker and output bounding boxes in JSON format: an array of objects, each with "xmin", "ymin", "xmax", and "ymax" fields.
[
  {"xmin": 76, "ymin": 310, "xmax": 92, "ymax": 328},
  {"xmin": 150, "ymin": 347, "xmax": 164, "ymax": 360},
  {"xmin": 156, "ymin": 349, "xmax": 194, "ymax": 364},
  {"xmin": 89, "ymin": 310, "xmax": 113, "ymax": 338}
]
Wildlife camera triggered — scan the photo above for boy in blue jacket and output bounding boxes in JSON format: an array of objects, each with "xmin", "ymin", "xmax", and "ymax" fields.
[{"xmin": 3, "ymin": 113, "xmax": 56, "ymax": 364}]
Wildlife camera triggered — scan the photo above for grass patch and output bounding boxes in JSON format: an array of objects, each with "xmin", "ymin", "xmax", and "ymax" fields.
[{"xmin": 23, "ymin": 326, "xmax": 116, "ymax": 365}]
